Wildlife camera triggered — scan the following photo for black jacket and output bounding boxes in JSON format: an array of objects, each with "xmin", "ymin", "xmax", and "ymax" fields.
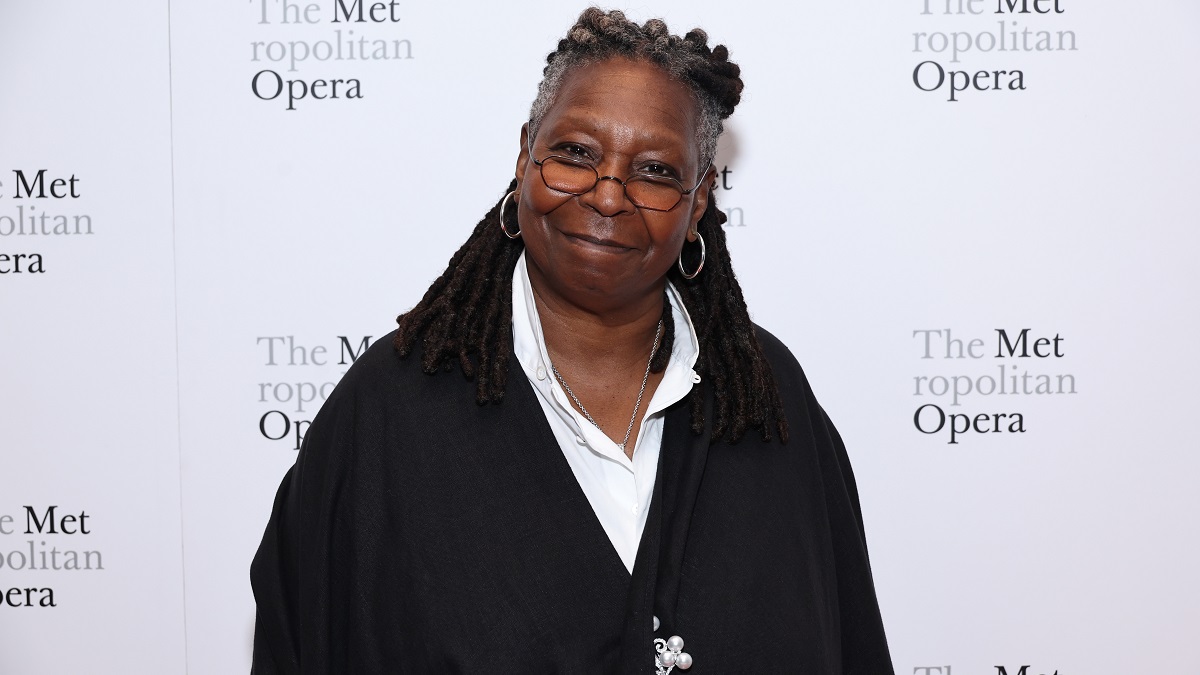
[{"xmin": 251, "ymin": 327, "xmax": 894, "ymax": 674}]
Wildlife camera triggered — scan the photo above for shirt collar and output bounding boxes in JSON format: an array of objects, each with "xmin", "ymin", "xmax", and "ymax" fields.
[{"xmin": 511, "ymin": 250, "xmax": 701, "ymax": 418}]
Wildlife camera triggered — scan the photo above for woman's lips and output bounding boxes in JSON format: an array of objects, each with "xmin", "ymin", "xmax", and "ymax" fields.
[{"xmin": 563, "ymin": 231, "xmax": 634, "ymax": 252}]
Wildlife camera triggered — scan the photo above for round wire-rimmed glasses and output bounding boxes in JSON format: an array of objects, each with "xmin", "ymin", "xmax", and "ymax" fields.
[{"xmin": 530, "ymin": 153, "xmax": 702, "ymax": 212}]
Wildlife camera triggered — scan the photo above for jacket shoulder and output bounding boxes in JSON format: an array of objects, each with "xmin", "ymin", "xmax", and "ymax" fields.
[{"xmin": 752, "ymin": 323, "xmax": 816, "ymax": 403}]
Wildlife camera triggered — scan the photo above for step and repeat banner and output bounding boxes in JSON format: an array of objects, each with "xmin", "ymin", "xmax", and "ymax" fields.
[{"xmin": 2, "ymin": 1, "xmax": 1197, "ymax": 673}]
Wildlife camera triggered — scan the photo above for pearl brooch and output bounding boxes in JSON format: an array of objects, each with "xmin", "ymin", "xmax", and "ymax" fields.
[{"xmin": 654, "ymin": 634, "xmax": 692, "ymax": 673}]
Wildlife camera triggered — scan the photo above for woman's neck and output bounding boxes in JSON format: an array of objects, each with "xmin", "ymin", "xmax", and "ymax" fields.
[{"xmin": 528, "ymin": 273, "xmax": 666, "ymax": 373}]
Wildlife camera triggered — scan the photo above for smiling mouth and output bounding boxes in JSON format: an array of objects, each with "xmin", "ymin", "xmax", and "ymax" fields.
[{"xmin": 564, "ymin": 232, "xmax": 634, "ymax": 251}]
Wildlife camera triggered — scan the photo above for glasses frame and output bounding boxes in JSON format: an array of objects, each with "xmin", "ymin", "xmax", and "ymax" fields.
[{"xmin": 529, "ymin": 151, "xmax": 704, "ymax": 212}]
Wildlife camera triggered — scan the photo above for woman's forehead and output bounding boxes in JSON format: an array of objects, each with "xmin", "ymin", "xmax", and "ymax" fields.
[{"xmin": 538, "ymin": 58, "xmax": 700, "ymax": 153}]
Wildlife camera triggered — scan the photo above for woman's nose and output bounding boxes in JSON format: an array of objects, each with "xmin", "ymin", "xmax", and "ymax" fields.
[{"xmin": 580, "ymin": 174, "xmax": 635, "ymax": 217}]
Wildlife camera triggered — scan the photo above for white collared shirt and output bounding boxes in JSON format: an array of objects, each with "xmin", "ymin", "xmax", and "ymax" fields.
[{"xmin": 511, "ymin": 251, "xmax": 701, "ymax": 573}]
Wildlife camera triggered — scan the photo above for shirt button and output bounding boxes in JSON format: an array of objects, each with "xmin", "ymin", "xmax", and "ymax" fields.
[
  {"xmin": 575, "ymin": 436, "xmax": 586, "ymax": 445},
  {"xmin": 535, "ymin": 364, "xmax": 547, "ymax": 380},
  {"xmin": 653, "ymin": 615, "xmax": 661, "ymax": 631}
]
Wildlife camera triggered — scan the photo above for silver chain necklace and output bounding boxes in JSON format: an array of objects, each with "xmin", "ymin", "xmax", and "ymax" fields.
[{"xmin": 551, "ymin": 318, "xmax": 664, "ymax": 453}]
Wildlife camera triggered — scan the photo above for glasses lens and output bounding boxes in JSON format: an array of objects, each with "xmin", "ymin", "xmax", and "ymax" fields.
[
  {"xmin": 626, "ymin": 176, "xmax": 684, "ymax": 211},
  {"xmin": 541, "ymin": 158, "xmax": 597, "ymax": 194}
]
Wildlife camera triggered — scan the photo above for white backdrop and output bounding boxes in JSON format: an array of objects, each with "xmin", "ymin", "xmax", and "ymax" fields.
[{"xmin": 2, "ymin": 1, "xmax": 1198, "ymax": 673}]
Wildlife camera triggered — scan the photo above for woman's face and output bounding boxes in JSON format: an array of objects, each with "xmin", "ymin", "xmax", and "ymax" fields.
[{"xmin": 515, "ymin": 57, "xmax": 714, "ymax": 314}]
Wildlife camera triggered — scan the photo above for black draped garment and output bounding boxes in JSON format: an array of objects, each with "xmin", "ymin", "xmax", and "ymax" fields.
[{"xmin": 251, "ymin": 326, "xmax": 894, "ymax": 674}]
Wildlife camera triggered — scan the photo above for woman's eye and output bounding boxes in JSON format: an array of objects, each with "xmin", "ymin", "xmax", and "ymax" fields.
[
  {"xmin": 560, "ymin": 143, "xmax": 591, "ymax": 158},
  {"xmin": 641, "ymin": 163, "xmax": 677, "ymax": 178}
]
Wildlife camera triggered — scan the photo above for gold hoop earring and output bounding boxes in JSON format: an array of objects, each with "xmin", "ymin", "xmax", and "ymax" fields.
[
  {"xmin": 499, "ymin": 190, "xmax": 521, "ymax": 239},
  {"xmin": 677, "ymin": 232, "xmax": 705, "ymax": 279}
]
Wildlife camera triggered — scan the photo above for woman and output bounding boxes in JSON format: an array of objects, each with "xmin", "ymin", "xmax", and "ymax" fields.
[{"xmin": 251, "ymin": 8, "xmax": 893, "ymax": 674}]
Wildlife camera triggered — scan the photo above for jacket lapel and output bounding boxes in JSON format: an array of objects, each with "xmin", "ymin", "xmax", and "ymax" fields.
[
  {"xmin": 620, "ymin": 386, "xmax": 714, "ymax": 673},
  {"xmin": 653, "ymin": 385, "xmax": 714, "ymax": 633},
  {"xmin": 499, "ymin": 358, "xmax": 634, "ymax": 584},
  {"xmin": 619, "ymin": 451, "xmax": 663, "ymax": 673}
]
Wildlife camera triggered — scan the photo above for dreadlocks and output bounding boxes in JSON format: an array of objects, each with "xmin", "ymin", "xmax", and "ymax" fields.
[{"xmin": 395, "ymin": 8, "xmax": 788, "ymax": 443}]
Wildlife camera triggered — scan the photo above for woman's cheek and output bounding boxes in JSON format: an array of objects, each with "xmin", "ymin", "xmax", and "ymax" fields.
[{"xmin": 519, "ymin": 190, "xmax": 571, "ymax": 236}]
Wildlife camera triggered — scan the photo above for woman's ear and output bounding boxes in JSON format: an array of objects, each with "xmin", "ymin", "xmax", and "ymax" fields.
[
  {"xmin": 515, "ymin": 123, "xmax": 531, "ymax": 187},
  {"xmin": 688, "ymin": 165, "xmax": 718, "ymax": 239}
]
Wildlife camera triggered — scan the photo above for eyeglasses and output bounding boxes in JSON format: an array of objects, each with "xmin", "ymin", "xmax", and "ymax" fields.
[{"xmin": 529, "ymin": 153, "xmax": 701, "ymax": 212}]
